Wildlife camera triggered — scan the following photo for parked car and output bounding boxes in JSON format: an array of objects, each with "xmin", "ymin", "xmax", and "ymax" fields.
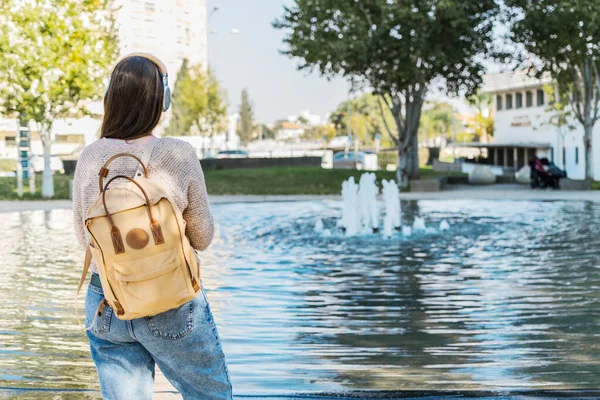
[
  {"xmin": 216, "ymin": 150, "xmax": 248, "ymax": 159},
  {"xmin": 332, "ymin": 151, "xmax": 379, "ymax": 170},
  {"xmin": 30, "ymin": 155, "xmax": 65, "ymax": 174}
]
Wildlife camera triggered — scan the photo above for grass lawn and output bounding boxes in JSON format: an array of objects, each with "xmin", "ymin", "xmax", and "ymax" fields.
[
  {"xmin": 0, "ymin": 174, "xmax": 72, "ymax": 200},
  {"xmin": 0, "ymin": 166, "xmax": 462, "ymax": 200}
]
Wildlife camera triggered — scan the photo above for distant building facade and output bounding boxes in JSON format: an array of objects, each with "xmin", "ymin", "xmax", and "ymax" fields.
[
  {"xmin": 276, "ymin": 122, "xmax": 305, "ymax": 141},
  {"xmin": 481, "ymin": 70, "xmax": 600, "ymax": 180},
  {"xmin": 115, "ymin": 0, "xmax": 208, "ymax": 77},
  {"xmin": 287, "ymin": 110, "xmax": 322, "ymax": 126}
]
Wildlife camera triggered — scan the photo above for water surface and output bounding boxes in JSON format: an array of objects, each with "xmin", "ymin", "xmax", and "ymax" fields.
[{"xmin": 0, "ymin": 200, "xmax": 598, "ymax": 394}]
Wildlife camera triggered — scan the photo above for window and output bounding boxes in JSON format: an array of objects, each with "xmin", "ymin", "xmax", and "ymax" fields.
[
  {"xmin": 563, "ymin": 148, "xmax": 566, "ymax": 166},
  {"xmin": 537, "ymin": 89, "xmax": 545, "ymax": 106},
  {"xmin": 496, "ymin": 95, "xmax": 503, "ymax": 111},
  {"xmin": 54, "ymin": 134, "xmax": 84, "ymax": 144},
  {"xmin": 526, "ymin": 91, "xmax": 533, "ymax": 107},
  {"xmin": 4, "ymin": 136, "xmax": 16, "ymax": 146},
  {"xmin": 145, "ymin": 2, "xmax": 154, "ymax": 11},
  {"xmin": 506, "ymin": 93, "xmax": 513, "ymax": 110},
  {"xmin": 516, "ymin": 92, "xmax": 523, "ymax": 109},
  {"xmin": 575, "ymin": 147, "xmax": 579, "ymax": 164}
]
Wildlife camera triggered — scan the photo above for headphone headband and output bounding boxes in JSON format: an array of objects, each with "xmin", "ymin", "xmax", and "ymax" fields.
[
  {"xmin": 110, "ymin": 52, "xmax": 168, "ymax": 76},
  {"xmin": 106, "ymin": 52, "xmax": 171, "ymax": 112}
]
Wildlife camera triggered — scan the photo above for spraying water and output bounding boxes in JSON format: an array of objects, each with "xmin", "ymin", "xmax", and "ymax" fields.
[
  {"xmin": 440, "ymin": 220, "xmax": 450, "ymax": 231},
  {"xmin": 315, "ymin": 219, "xmax": 324, "ymax": 233},
  {"xmin": 382, "ymin": 179, "xmax": 401, "ymax": 237},
  {"xmin": 340, "ymin": 177, "xmax": 360, "ymax": 236},
  {"xmin": 413, "ymin": 217, "xmax": 426, "ymax": 231},
  {"xmin": 358, "ymin": 173, "xmax": 380, "ymax": 233}
]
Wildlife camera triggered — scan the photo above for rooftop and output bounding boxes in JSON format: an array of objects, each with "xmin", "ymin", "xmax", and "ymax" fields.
[
  {"xmin": 456, "ymin": 142, "xmax": 552, "ymax": 149},
  {"xmin": 279, "ymin": 121, "xmax": 303, "ymax": 130},
  {"xmin": 481, "ymin": 70, "xmax": 553, "ymax": 94}
]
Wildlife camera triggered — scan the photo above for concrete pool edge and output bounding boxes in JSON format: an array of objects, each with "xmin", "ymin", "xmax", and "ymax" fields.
[
  {"xmin": 5, "ymin": 186, "xmax": 600, "ymax": 213},
  {"xmin": 1, "ymin": 388, "xmax": 600, "ymax": 399}
]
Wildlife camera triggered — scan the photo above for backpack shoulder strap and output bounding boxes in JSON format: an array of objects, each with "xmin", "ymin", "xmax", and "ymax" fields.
[
  {"xmin": 77, "ymin": 246, "xmax": 92, "ymax": 295},
  {"xmin": 136, "ymin": 136, "xmax": 160, "ymax": 177}
]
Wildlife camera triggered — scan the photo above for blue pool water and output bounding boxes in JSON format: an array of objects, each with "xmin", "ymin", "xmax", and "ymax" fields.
[{"xmin": 0, "ymin": 200, "xmax": 598, "ymax": 395}]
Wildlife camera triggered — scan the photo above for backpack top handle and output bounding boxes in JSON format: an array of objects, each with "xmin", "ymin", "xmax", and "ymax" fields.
[
  {"xmin": 101, "ymin": 175, "xmax": 165, "ymax": 254},
  {"xmin": 98, "ymin": 153, "xmax": 148, "ymax": 193}
]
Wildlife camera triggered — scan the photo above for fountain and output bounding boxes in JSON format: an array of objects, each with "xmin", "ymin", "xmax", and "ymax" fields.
[
  {"xmin": 340, "ymin": 176, "xmax": 361, "ymax": 236},
  {"xmin": 440, "ymin": 220, "xmax": 450, "ymax": 231},
  {"xmin": 413, "ymin": 217, "xmax": 426, "ymax": 231},
  {"xmin": 338, "ymin": 173, "xmax": 449, "ymax": 238},
  {"xmin": 315, "ymin": 219, "xmax": 324, "ymax": 233},
  {"xmin": 358, "ymin": 173, "xmax": 380, "ymax": 233},
  {"xmin": 382, "ymin": 179, "xmax": 401, "ymax": 238}
]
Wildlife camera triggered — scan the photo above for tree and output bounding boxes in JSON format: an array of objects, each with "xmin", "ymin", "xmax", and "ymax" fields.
[
  {"xmin": 506, "ymin": 0, "xmax": 600, "ymax": 180},
  {"xmin": 260, "ymin": 124, "xmax": 276, "ymax": 140},
  {"xmin": 274, "ymin": 1, "xmax": 500, "ymax": 188},
  {"xmin": 296, "ymin": 115, "xmax": 310, "ymax": 126},
  {"xmin": 467, "ymin": 92, "xmax": 494, "ymax": 142},
  {"xmin": 165, "ymin": 61, "xmax": 227, "ymax": 137},
  {"xmin": 303, "ymin": 124, "xmax": 337, "ymax": 141},
  {"xmin": 0, "ymin": 0, "xmax": 117, "ymax": 197},
  {"xmin": 329, "ymin": 93, "xmax": 395, "ymax": 147},
  {"xmin": 238, "ymin": 89, "xmax": 254, "ymax": 143},
  {"xmin": 419, "ymin": 102, "xmax": 454, "ymax": 143}
]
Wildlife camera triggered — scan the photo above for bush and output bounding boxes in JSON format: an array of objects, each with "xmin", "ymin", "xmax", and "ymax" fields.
[{"xmin": 0, "ymin": 159, "xmax": 16, "ymax": 172}]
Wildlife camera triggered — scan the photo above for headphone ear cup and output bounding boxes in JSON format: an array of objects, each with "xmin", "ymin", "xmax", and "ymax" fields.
[
  {"xmin": 163, "ymin": 85, "xmax": 171, "ymax": 112},
  {"xmin": 105, "ymin": 76, "xmax": 112, "ymax": 97}
]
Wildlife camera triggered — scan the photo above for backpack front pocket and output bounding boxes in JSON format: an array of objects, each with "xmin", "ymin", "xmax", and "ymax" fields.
[{"xmin": 112, "ymin": 248, "xmax": 192, "ymax": 316}]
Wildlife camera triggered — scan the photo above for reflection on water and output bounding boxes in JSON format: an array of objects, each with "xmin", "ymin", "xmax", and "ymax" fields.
[{"xmin": 0, "ymin": 200, "xmax": 599, "ymax": 393}]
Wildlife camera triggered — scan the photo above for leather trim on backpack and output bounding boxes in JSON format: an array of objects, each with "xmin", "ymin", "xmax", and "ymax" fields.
[{"xmin": 111, "ymin": 226, "xmax": 125, "ymax": 254}]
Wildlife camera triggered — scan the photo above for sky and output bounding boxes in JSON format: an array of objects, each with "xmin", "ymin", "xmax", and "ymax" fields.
[
  {"xmin": 206, "ymin": 1, "xmax": 504, "ymax": 124},
  {"xmin": 206, "ymin": 0, "xmax": 350, "ymax": 124}
]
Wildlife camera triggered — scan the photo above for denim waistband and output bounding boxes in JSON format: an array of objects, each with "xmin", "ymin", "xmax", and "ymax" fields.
[{"xmin": 90, "ymin": 273, "xmax": 102, "ymax": 288}]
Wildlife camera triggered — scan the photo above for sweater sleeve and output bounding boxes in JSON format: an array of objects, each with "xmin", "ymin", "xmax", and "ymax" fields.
[
  {"xmin": 182, "ymin": 147, "xmax": 214, "ymax": 251},
  {"xmin": 72, "ymin": 149, "xmax": 89, "ymax": 250}
]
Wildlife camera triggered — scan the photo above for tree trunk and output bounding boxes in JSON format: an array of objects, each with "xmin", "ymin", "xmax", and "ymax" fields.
[
  {"xmin": 40, "ymin": 124, "xmax": 54, "ymax": 198},
  {"xmin": 397, "ymin": 143, "xmax": 409, "ymax": 190},
  {"xmin": 584, "ymin": 124, "xmax": 594, "ymax": 181},
  {"xmin": 408, "ymin": 135, "xmax": 420, "ymax": 179}
]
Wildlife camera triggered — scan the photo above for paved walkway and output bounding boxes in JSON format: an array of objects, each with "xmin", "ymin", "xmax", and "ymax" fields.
[{"xmin": 3, "ymin": 185, "xmax": 600, "ymax": 213}]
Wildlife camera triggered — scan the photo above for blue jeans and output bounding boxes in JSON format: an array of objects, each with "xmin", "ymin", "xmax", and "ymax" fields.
[{"xmin": 85, "ymin": 275, "xmax": 233, "ymax": 399}]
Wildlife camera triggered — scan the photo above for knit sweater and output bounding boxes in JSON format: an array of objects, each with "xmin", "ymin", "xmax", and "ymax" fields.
[{"xmin": 72, "ymin": 136, "xmax": 214, "ymax": 273}]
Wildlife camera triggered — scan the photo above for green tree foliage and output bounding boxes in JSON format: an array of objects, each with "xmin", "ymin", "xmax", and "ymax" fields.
[
  {"xmin": 238, "ymin": 89, "xmax": 254, "ymax": 143},
  {"xmin": 0, "ymin": 0, "xmax": 118, "ymax": 197},
  {"xmin": 329, "ymin": 93, "xmax": 394, "ymax": 147},
  {"xmin": 165, "ymin": 61, "xmax": 227, "ymax": 137},
  {"xmin": 260, "ymin": 124, "xmax": 276, "ymax": 140},
  {"xmin": 274, "ymin": 0, "xmax": 500, "ymax": 187},
  {"xmin": 303, "ymin": 124, "xmax": 337, "ymax": 141},
  {"xmin": 506, "ymin": 0, "xmax": 600, "ymax": 180},
  {"xmin": 419, "ymin": 102, "xmax": 454, "ymax": 142},
  {"xmin": 467, "ymin": 91, "xmax": 494, "ymax": 142}
]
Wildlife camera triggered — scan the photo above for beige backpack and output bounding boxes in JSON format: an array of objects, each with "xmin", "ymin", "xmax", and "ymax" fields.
[{"xmin": 76, "ymin": 138, "xmax": 200, "ymax": 320}]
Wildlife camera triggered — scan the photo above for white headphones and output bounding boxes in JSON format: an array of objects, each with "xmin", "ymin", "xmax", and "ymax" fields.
[{"xmin": 105, "ymin": 52, "xmax": 171, "ymax": 112}]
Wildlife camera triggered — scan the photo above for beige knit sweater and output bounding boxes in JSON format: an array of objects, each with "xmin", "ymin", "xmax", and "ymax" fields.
[{"xmin": 72, "ymin": 137, "xmax": 214, "ymax": 273}]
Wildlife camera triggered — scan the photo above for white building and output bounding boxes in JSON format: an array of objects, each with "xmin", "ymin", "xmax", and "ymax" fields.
[
  {"xmin": 276, "ymin": 122, "xmax": 305, "ymax": 141},
  {"xmin": 287, "ymin": 110, "xmax": 322, "ymax": 126},
  {"xmin": 0, "ymin": 0, "xmax": 208, "ymax": 158},
  {"xmin": 480, "ymin": 70, "xmax": 600, "ymax": 180}
]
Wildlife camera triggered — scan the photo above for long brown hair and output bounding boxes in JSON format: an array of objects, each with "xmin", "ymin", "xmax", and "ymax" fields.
[{"xmin": 101, "ymin": 56, "xmax": 164, "ymax": 140}]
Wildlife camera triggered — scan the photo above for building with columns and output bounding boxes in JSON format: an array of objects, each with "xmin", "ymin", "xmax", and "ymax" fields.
[{"xmin": 474, "ymin": 70, "xmax": 600, "ymax": 180}]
